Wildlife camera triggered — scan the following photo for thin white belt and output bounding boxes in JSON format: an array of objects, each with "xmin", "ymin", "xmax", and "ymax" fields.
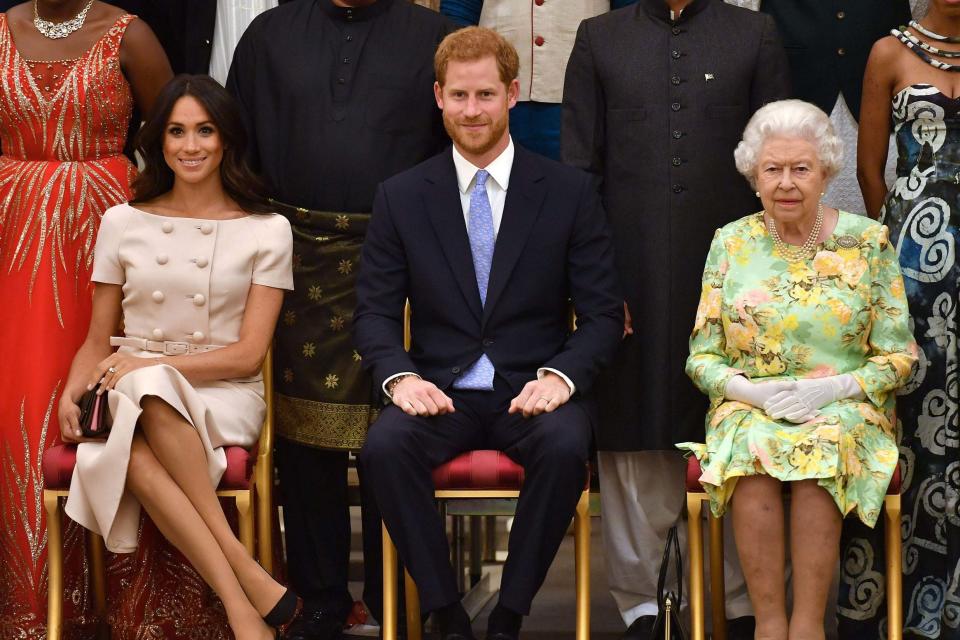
[{"xmin": 110, "ymin": 336, "xmax": 225, "ymax": 356}]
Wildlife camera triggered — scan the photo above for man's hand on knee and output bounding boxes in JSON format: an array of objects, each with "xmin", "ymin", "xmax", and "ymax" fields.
[
  {"xmin": 508, "ymin": 372, "xmax": 571, "ymax": 418},
  {"xmin": 392, "ymin": 377, "xmax": 456, "ymax": 417}
]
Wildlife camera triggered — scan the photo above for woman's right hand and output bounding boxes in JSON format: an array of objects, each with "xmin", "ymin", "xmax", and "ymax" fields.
[{"xmin": 58, "ymin": 389, "xmax": 84, "ymax": 442}]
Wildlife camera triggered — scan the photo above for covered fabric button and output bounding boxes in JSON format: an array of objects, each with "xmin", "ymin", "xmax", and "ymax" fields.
[
  {"xmin": 152, "ymin": 290, "xmax": 164, "ymax": 303},
  {"xmin": 161, "ymin": 221, "xmax": 174, "ymax": 233},
  {"xmin": 156, "ymin": 254, "xmax": 169, "ymax": 265},
  {"xmin": 152, "ymin": 328, "xmax": 164, "ymax": 340},
  {"xmin": 193, "ymin": 294, "xmax": 206, "ymax": 306},
  {"xmin": 192, "ymin": 331, "xmax": 205, "ymax": 341},
  {"xmin": 196, "ymin": 257, "xmax": 209, "ymax": 268},
  {"xmin": 200, "ymin": 223, "xmax": 213, "ymax": 235}
]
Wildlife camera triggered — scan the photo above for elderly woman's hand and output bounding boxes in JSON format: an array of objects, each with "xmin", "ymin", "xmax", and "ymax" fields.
[
  {"xmin": 763, "ymin": 374, "xmax": 865, "ymax": 423},
  {"xmin": 724, "ymin": 375, "xmax": 796, "ymax": 408}
]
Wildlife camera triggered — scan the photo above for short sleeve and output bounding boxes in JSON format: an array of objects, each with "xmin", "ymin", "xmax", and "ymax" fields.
[
  {"xmin": 91, "ymin": 205, "xmax": 129, "ymax": 285},
  {"xmin": 252, "ymin": 214, "xmax": 294, "ymax": 290}
]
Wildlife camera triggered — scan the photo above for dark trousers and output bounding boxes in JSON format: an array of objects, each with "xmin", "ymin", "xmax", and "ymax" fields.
[
  {"xmin": 275, "ymin": 438, "xmax": 384, "ymax": 621},
  {"xmin": 359, "ymin": 378, "xmax": 591, "ymax": 615}
]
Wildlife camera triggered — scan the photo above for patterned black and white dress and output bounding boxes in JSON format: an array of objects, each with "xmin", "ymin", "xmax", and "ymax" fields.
[{"xmin": 841, "ymin": 83, "xmax": 960, "ymax": 639}]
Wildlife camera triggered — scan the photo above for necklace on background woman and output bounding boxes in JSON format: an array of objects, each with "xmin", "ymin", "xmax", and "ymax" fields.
[
  {"xmin": 910, "ymin": 19, "xmax": 960, "ymax": 44},
  {"xmin": 766, "ymin": 202, "xmax": 824, "ymax": 262},
  {"xmin": 33, "ymin": 0, "xmax": 95, "ymax": 40}
]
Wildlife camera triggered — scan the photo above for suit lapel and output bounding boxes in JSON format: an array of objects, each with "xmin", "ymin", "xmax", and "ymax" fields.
[
  {"xmin": 483, "ymin": 148, "xmax": 546, "ymax": 324},
  {"xmin": 423, "ymin": 152, "xmax": 484, "ymax": 320}
]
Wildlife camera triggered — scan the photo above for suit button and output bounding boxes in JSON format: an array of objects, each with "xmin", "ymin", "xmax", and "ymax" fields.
[
  {"xmin": 671, "ymin": 26, "xmax": 681, "ymax": 35},
  {"xmin": 152, "ymin": 290, "xmax": 164, "ymax": 303},
  {"xmin": 672, "ymin": 130, "xmax": 682, "ymax": 139},
  {"xmin": 193, "ymin": 294, "xmax": 206, "ymax": 306},
  {"xmin": 482, "ymin": 338, "xmax": 494, "ymax": 347},
  {"xmin": 534, "ymin": 36, "xmax": 545, "ymax": 46},
  {"xmin": 671, "ymin": 50, "xmax": 681, "ymax": 59},
  {"xmin": 672, "ymin": 157, "xmax": 681, "ymax": 167},
  {"xmin": 836, "ymin": 10, "xmax": 845, "ymax": 19},
  {"xmin": 672, "ymin": 184, "xmax": 685, "ymax": 193},
  {"xmin": 452, "ymin": 366, "xmax": 461, "ymax": 374},
  {"xmin": 196, "ymin": 257, "xmax": 209, "ymax": 268},
  {"xmin": 671, "ymin": 75, "xmax": 680, "ymax": 86},
  {"xmin": 200, "ymin": 223, "xmax": 213, "ymax": 234},
  {"xmin": 156, "ymin": 254, "xmax": 169, "ymax": 265},
  {"xmin": 337, "ymin": 77, "xmax": 346, "ymax": 84},
  {"xmin": 837, "ymin": 47, "xmax": 846, "ymax": 56},
  {"xmin": 193, "ymin": 331, "xmax": 205, "ymax": 341},
  {"xmin": 152, "ymin": 328, "xmax": 164, "ymax": 340},
  {"xmin": 671, "ymin": 102, "xmax": 681, "ymax": 111},
  {"xmin": 161, "ymin": 221, "xmax": 174, "ymax": 233}
]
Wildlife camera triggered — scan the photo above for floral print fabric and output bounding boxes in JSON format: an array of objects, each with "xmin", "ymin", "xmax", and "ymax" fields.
[{"xmin": 679, "ymin": 211, "xmax": 917, "ymax": 527}]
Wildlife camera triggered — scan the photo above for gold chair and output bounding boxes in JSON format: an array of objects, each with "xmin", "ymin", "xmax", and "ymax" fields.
[
  {"xmin": 43, "ymin": 349, "xmax": 277, "ymax": 639},
  {"xmin": 685, "ymin": 457, "xmax": 903, "ymax": 640},
  {"xmin": 380, "ymin": 304, "xmax": 591, "ymax": 640}
]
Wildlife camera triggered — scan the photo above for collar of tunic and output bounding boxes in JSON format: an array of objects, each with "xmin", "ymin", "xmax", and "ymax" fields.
[{"xmin": 640, "ymin": 0, "xmax": 710, "ymax": 24}]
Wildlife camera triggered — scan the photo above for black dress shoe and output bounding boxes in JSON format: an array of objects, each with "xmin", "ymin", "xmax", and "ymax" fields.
[
  {"xmin": 725, "ymin": 615, "xmax": 756, "ymax": 640},
  {"xmin": 622, "ymin": 615, "xmax": 655, "ymax": 640},
  {"xmin": 284, "ymin": 605, "xmax": 344, "ymax": 640},
  {"xmin": 485, "ymin": 633, "xmax": 518, "ymax": 640},
  {"xmin": 440, "ymin": 633, "xmax": 475, "ymax": 640}
]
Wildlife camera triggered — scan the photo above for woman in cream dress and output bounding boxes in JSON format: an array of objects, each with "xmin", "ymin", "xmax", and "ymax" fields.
[{"xmin": 57, "ymin": 75, "xmax": 304, "ymax": 640}]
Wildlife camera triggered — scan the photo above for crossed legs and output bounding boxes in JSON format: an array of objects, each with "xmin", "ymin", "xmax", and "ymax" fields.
[
  {"xmin": 125, "ymin": 396, "xmax": 285, "ymax": 640},
  {"xmin": 732, "ymin": 476, "xmax": 840, "ymax": 640}
]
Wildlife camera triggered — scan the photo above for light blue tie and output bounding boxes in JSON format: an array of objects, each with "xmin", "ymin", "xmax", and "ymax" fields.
[{"xmin": 454, "ymin": 169, "xmax": 496, "ymax": 390}]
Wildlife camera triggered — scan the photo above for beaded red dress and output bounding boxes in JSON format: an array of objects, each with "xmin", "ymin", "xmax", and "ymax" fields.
[{"xmin": 0, "ymin": 13, "xmax": 228, "ymax": 639}]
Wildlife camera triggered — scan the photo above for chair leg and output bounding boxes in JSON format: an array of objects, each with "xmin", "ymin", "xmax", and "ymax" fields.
[
  {"xmin": 687, "ymin": 493, "xmax": 706, "ymax": 640},
  {"xmin": 574, "ymin": 488, "xmax": 591, "ymax": 640},
  {"xmin": 44, "ymin": 490, "xmax": 64, "ymax": 640},
  {"xmin": 236, "ymin": 491, "xmax": 255, "ymax": 556},
  {"xmin": 255, "ymin": 462, "xmax": 274, "ymax": 575},
  {"xmin": 404, "ymin": 568, "xmax": 422, "ymax": 640},
  {"xmin": 383, "ymin": 522, "xmax": 399, "ymax": 640},
  {"xmin": 709, "ymin": 511, "xmax": 727, "ymax": 640},
  {"xmin": 88, "ymin": 532, "xmax": 107, "ymax": 621},
  {"xmin": 885, "ymin": 494, "xmax": 903, "ymax": 640}
]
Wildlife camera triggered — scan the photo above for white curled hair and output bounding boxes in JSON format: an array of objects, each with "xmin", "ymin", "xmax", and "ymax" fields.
[{"xmin": 733, "ymin": 99, "xmax": 843, "ymax": 189}]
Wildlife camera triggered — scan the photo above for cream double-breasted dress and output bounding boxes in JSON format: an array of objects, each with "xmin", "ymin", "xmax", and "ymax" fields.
[{"xmin": 65, "ymin": 204, "xmax": 293, "ymax": 553}]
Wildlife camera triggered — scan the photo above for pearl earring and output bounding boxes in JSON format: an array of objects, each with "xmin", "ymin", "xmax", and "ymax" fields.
[{"xmin": 755, "ymin": 191, "xmax": 760, "ymax": 198}]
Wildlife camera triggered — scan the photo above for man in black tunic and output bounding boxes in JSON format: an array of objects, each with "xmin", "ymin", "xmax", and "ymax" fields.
[
  {"xmin": 562, "ymin": 0, "xmax": 790, "ymax": 637},
  {"xmin": 228, "ymin": 2, "xmax": 452, "ymax": 637}
]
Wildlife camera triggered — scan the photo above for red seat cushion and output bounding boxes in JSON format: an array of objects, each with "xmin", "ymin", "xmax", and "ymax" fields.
[
  {"xmin": 42, "ymin": 444, "xmax": 255, "ymax": 491},
  {"xmin": 432, "ymin": 450, "xmax": 525, "ymax": 490},
  {"xmin": 685, "ymin": 456, "xmax": 902, "ymax": 495}
]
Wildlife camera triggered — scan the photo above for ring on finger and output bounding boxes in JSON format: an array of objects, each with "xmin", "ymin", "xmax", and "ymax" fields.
[
  {"xmin": 538, "ymin": 396, "xmax": 550, "ymax": 403},
  {"xmin": 107, "ymin": 366, "xmax": 118, "ymax": 374}
]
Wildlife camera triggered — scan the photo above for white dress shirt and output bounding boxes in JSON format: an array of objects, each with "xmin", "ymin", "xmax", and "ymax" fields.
[{"xmin": 383, "ymin": 138, "xmax": 575, "ymax": 398}]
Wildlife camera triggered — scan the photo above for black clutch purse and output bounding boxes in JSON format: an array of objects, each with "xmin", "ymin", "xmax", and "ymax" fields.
[{"xmin": 77, "ymin": 384, "xmax": 111, "ymax": 438}]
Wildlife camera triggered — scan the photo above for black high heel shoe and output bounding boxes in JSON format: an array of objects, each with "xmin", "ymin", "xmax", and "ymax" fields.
[{"xmin": 263, "ymin": 589, "xmax": 304, "ymax": 639}]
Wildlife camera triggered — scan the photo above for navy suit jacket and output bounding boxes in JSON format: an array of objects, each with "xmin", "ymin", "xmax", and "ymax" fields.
[{"xmin": 354, "ymin": 144, "xmax": 623, "ymax": 400}]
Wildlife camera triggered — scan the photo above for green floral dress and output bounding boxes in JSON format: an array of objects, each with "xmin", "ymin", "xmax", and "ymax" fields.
[{"xmin": 678, "ymin": 211, "xmax": 918, "ymax": 527}]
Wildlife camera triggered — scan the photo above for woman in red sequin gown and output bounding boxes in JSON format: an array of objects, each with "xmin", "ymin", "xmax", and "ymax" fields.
[{"xmin": 0, "ymin": 3, "xmax": 200, "ymax": 638}]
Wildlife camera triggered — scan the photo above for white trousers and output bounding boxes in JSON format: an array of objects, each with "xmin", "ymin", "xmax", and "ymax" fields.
[{"xmin": 598, "ymin": 450, "xmax": 753, "ymax": 626}]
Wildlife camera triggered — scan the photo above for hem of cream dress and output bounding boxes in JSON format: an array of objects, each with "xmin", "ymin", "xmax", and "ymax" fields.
[{"xmin": 64, "ymin": 363, "xmax": 263, "ymax": 553}]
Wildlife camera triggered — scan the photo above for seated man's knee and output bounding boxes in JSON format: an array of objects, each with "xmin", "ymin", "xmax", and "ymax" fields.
[
  {"xmin": 360, "ymin": 408, "xmax": 419, "ymax": 467},
  {"xmin": 535, "ymin": 412, "xmax": 590, "ymax": 467}
]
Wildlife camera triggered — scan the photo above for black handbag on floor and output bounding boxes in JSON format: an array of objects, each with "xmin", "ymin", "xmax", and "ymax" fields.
[{"xmin": 651, "ymin": 525, "xmax": 687, "ymax": 640}]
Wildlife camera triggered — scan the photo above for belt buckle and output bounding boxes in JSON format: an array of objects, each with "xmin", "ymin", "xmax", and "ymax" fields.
[{"xmin": 163, "ymin": 341, "xmax": 189, "ymax": 356}]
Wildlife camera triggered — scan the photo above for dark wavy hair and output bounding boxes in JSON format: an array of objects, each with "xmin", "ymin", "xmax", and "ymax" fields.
[{"xmin": 130, "ymin": 74, "xmax": 272, "ymax": 213}]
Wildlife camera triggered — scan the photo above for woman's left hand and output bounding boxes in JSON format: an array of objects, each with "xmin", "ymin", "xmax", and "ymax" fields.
[{"xmin": 88, "ymin": 353, "xmax": 160, "ymax": 394}]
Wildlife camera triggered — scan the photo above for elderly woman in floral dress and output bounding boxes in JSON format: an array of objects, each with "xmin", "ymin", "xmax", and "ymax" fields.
[{"xmin": 679, "ymin": 99, "xmax": 918, "ymax": 640}]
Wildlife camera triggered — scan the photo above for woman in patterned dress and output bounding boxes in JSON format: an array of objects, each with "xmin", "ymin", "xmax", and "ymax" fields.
[
  {"xmin": 0, "ymin": 1, "xmax": 171, "ymax": 638},
  {"xmin": 680, "ymin": 100, "xmax": 917, "ymax": 639},
  {"xmin": 857, "ymin": 1, "xmax": 960, "ymax": 637}
]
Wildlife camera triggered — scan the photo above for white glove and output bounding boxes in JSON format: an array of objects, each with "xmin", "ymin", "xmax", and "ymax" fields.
[
  {"xmin": 763, "ymin": 374, "xmax": 865, "ymax": 423},
  {"xmin": 724, "ymin": 375, "xmax": 797, "ymax": 408}
]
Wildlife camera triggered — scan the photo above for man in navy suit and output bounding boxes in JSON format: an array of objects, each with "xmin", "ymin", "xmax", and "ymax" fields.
[{"xmin": 354, "ymin": 27, "xmax": 623, "ymax": 640}]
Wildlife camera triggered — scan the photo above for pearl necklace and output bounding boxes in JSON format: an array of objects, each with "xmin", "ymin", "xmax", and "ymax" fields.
[
  {"xmin": 33, "ymin": 0, "xmax": 95, "ymax": 40},
  {"xmin": 766, "ymin": 202, "xmax": 823, "ymax": 262}
]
